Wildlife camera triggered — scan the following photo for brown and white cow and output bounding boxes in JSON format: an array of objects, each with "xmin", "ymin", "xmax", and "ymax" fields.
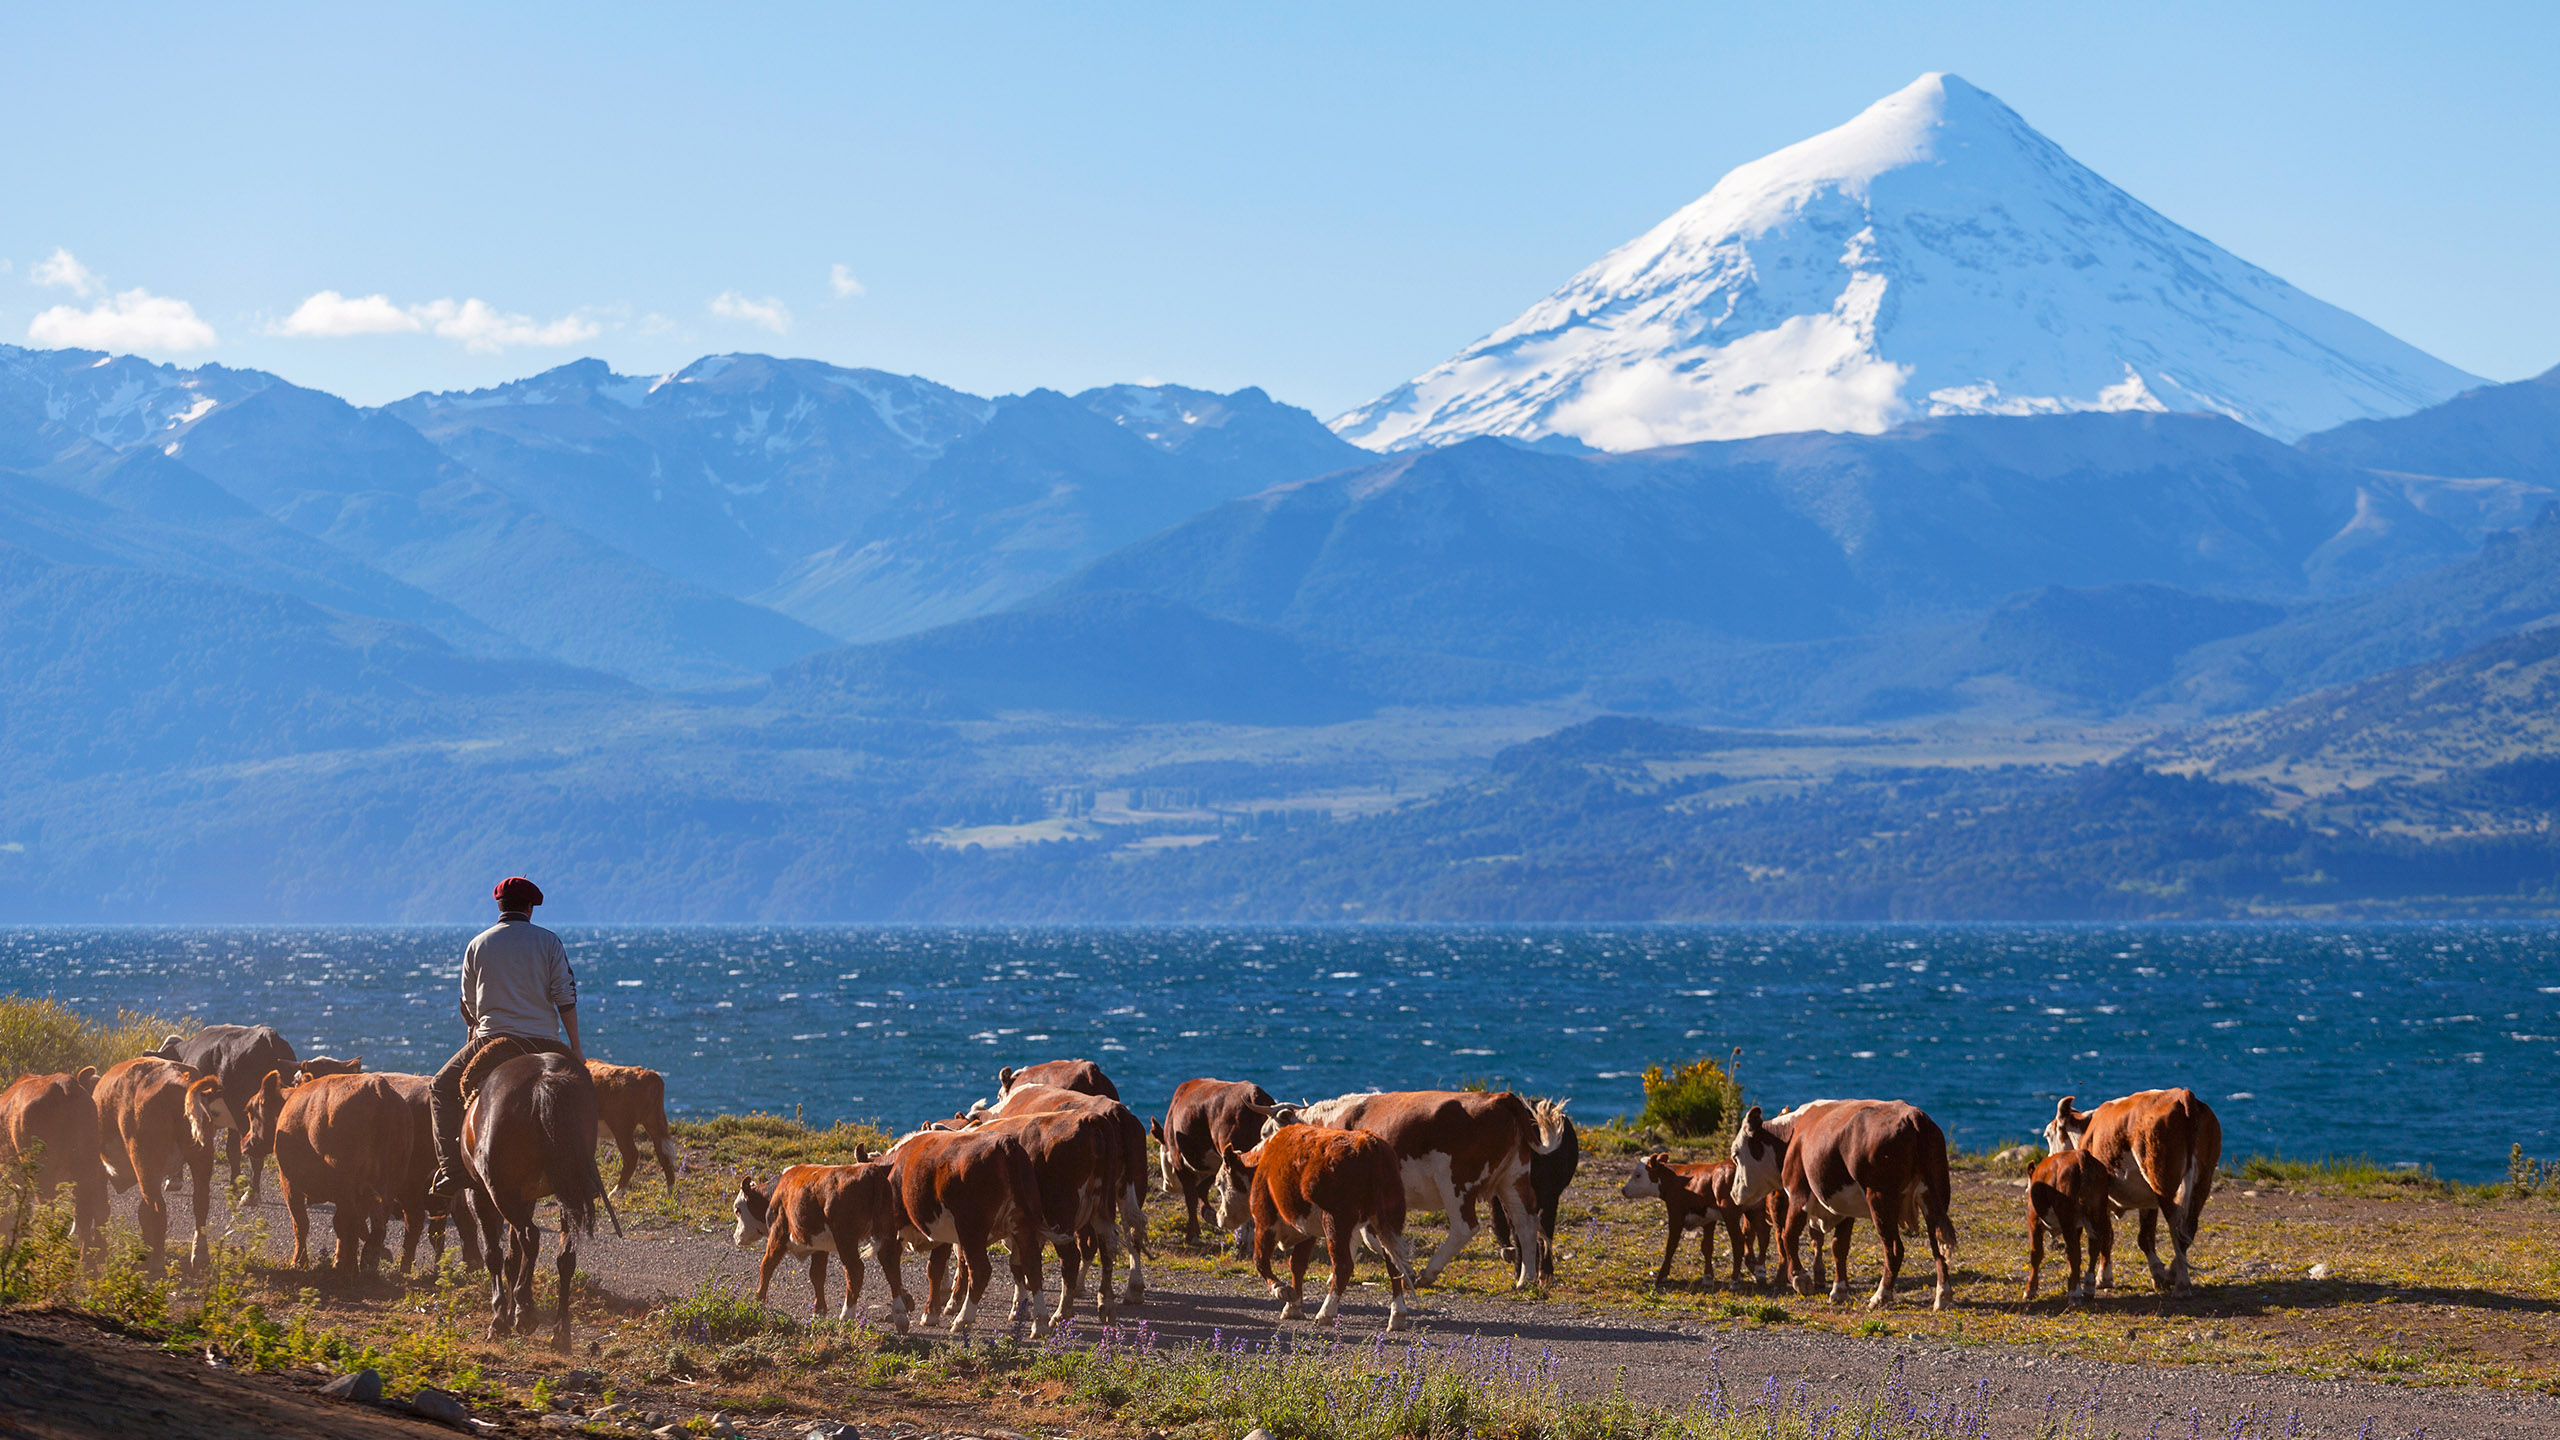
[
  {"xmin": 296, "ymin": 1056, "xmax": 364, "ymax": 1081},
  {"xmin": 732, "ymin": 1158, "xmax": 911, "ymax": 1328},
  {"xmin": 1731, "ymin": 1100, "xmax": 1956, "ymax": 1310},
  {"xmin": 2023, "ymin": 1147, "xmax": 2115, "ymax": 1302},
  {"xmin": 586, "ymin": 1059, "xmax": 680, "ymax": 1199},
  {"xmin": 1620, "ymin": 1152, "xmax": 1765, "ymax": 1288},
  {"xmin": 242, "ymin": 1070, "xmax": 414, "ymax": 1275},
  {"xmin": 996, "ymin": 1059, "xmax": 1119, "ymax": 1102},
  {"xmin": 0, "ymin": 1067, "xmax": 108, "ymax": 1259},
  {"xmin": 1211, "ymin": 1122, "xmax": 1414, "ymax": 1330},
  {"xmin": 93, "ymin": 1057, "xmax": 229, "ymax": 1272},
  {"xmin": 1268, "ymin": 1089, "xmax": 1566, "ymax": 1288},
  {"xmin": 976, "ymin": 1081, "xmax": 1150, "ymax": 1305},
  {"xmin": 883, "ymin": 1124, "xmax": 1046, "ymax": 1337},
  {"xmin": 1154, "ymin": 1077, "xmax": 1275, "ymax": 1253},
  {"xmin": 2045, "ymin": 1088, "xmax": 2220, "ymax": 1293}
]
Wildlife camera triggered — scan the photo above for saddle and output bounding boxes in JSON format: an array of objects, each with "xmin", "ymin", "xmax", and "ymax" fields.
[{"xmin": 457, "ymin": 1034, "xmax": 572, "ymax": 1110}]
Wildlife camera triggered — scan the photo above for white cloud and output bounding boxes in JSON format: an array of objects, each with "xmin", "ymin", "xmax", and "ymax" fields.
[
  {"xmin": 28, "ymin": 288, "xmax": 218, "ymax": 352},
  {"xmin": 269, "ymin": 290, "xmax": 423, "ymax": 337},
  {"xmin": 30, "ymin": 247, "xmax": 101, "ymax": 297},
  {"xmin": 710, "ymin": 291, "xmax": 793, "ymax": 334},
  {"xmin": 637, "ymin": 312, "xmax": 677, "ymax": 335},
  {"xmin": 412, "ymin": 298, "xmax": 601, "ymax": 354},
  {"xmin": 828, "ymin": 264, "xmax": 865, "ymax": 299}
]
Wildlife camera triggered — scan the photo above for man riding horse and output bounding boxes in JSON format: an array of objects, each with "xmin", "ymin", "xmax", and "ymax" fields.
[{"xmin": 428, "ymin": 876, "xmax": 583, "ymax": 1201}]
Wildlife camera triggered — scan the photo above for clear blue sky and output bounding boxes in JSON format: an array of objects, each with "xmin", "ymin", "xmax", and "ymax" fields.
[{"xmin": 4, "ymin": 2, "xmax": 2551, "ymax": 412}]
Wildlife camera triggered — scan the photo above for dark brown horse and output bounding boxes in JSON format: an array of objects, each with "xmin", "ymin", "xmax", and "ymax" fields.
[{"xmin": 460, "ymin": 1052, "xmax": 615, "ymax": 1350}]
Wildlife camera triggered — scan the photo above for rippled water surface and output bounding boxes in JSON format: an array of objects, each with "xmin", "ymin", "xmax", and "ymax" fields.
[{"xmin": 5, "ymin": 924, "xmax": 2554, "ymax": 1179}]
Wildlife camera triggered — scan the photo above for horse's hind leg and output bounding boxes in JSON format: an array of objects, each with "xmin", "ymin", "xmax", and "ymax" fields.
[
  {"xmin": 553, "ymin": 1223, "xmax": 578, "ymax": 1353},
  {"xmin": 514, "ymin": 1223, "xmax": 543, "ymax": 1334}
]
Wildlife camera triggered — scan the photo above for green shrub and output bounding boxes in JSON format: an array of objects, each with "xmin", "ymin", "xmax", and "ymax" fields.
[
  {"xmin": 0, "ymin": 995, "xmax": 194, "ymax": 1080},
  {"xmin": 1638, "ymin": 1050, "xmax": 1744, "ymax": 1141}
]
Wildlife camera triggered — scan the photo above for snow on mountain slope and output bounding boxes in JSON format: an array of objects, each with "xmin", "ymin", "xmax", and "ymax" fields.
[
  {"xmin": 1334, "ymin": 74, "xmax": 2481, "ymax": 452},
  {"xmin": 0, "ymin": 345, "xmax": 277, "ymax": 467}
]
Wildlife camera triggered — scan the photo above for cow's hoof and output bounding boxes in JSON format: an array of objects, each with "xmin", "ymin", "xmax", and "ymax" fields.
[
  {"xmin": 1385, "ymin": 1307, "xmax": 1408, "ymax": 1333},
  {"xmin": 1277, "ymin": 1301, "xmax": 1303, "ymax": 1321}
]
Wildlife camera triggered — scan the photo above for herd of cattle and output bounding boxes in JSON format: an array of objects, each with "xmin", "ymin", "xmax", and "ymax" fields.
[{"xmin": 0, "ymin": 1025, "xmax": 2228, "ymax": 1352}]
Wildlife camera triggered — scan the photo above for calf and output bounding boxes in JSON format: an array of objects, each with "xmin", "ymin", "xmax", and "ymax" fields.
[
  {"xmin": 1621, "ymin": 1152, "xmax": 1764, "ymax": 1288},
  {"xmin": 996, "ymin": 1059, "xmax": 1119, "ymax": 1101},
  {"xmin": 732, "ymin": 1160, "xmax": 911, "ymax": 1328},
  {"xmin": 93, "ymin": 1057, "xmax": 228, "ymax": 1272},
  {"xmin": 243, "ymin": 1070, "xmax": 413, "ymax": 1275},
  {"xmin": 1212, "ymin": 1123, "xmax": 1414, "ymax": 1331},
  {"xmin": 2045, "ymin": 1089, "xmax": 2220, "ymax": 1294},
  {"xmin": 0, "ymin": 1068, "xmax": 108, "ymax": 1259},
  {"xmin": 884, "ymin": 1125, "xmax": 1045, "ymax": 1337},
  {"xmin": 296, "ymin": 1056, "xmax": 364, "ymax": 1080},
  {"xmin": 1489, "ymin": 1097, "xmax": 1578, "ymax": 1280},
  {"xmin": 1155, "ymin": 1077, "xmax": 1275, "ymax": 1253},
  {"xmin": 150, "ymin": 1025, "xmax": 297, "ymax": 1202},
  {"xmin": 586, "ymin": 1059, "xmax": 679, "ymax": 1198},
  {"xmin": 2024, "ymin": 1147, "xmax": 2115, "ymax": 1302},
  {"xmin": 979, "ymin": 1082, "xmax": 1151, "ymax": 1305},
  {"xmin": 1270, "ymin": 1088, "xmax": 1565, "ymax": 1288},
  {"xmin": 1732, "ymin": 1100, "xmax": 1956, "ymax": 1310}
]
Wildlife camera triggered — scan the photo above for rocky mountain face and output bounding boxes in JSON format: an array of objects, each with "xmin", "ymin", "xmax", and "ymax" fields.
[{"xmin": 1335, "ymin": 74, "xmax": 2480, "ymax": 453}]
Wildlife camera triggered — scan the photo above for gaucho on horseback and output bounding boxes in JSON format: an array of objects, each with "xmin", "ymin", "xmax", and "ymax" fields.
[{"xmin": 428, "ymin": 876, "xmax": 582, "ymax": 1200}]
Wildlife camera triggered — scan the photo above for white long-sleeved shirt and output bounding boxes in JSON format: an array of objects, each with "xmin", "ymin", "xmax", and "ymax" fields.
[{"xmin": 461, "ymin": 913, "xmax": 578, "ymax": 1041}]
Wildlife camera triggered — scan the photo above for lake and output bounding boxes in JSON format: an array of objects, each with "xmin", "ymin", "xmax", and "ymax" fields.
[{"xmin": 5, "ymin": 923, "xmax": 2553, "ymax": 1181}]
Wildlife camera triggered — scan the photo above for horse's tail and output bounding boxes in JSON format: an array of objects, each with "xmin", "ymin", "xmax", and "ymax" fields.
[{"xmin": 537, "ymin": 1065, "xmax": 601, "ymax": 1241}]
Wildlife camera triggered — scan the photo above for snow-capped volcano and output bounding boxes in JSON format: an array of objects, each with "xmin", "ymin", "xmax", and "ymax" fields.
[{"xmin": 1334, "ymin": 73, "xmax": 2481, "ymax": 451}]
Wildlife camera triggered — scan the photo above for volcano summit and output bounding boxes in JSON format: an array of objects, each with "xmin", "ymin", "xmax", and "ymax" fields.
[{"xmin": 1334, "ymin": 73, "xmax": 2480, "ymax": 452}]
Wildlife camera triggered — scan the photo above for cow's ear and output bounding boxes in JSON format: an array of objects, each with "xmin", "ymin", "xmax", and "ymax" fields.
[
  {"xmin": 1149, "ymin": 1118, "xmax": 1165, "ymax": 1142},
  {"xmin": 1743, "ymin": 1104, "xmax": 1763, "ymax": 1127},
  {"xmin": 2053, "ymin": 1096, "xmax": 2075, "ymax": 1122},
  {"xmin": 261, "ymin": 1069, "xmax": 285, "ymax": 1099},
  {"xmin": 997, "ymin": 1066, "xmax": 1015, "ymax": 1089},
  {"xmin": 72, "ymin": 1066, "xmax": 98, "ymax": 1088},
  {"xmin": 855, "ymin": 1144, "xmax": 873, "ymax": 1162}
]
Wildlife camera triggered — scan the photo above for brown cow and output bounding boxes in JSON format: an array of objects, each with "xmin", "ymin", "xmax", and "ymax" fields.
[
  {"xmin": 1620, "ymin": 1153, "xmax": 1765, "ymax": 1288},
  {"xmin": 1154, "ymin": 1077, "xmax": 1274, "ymax": 1252},
  {"xmin": 1211, "ymin": 1123, "xmax": 1414, "ymax": 1330},
  {"xmin": 2024, "ymin": 1147, "xmax": 2116, "ymax": 1302},
  {"xmin": 0, "ymin": 1068, "xmax": 108, "ymax": 1259},
  {"xmin": 962, "ymin": 1106, "xmax": 1128, "ymax": 1331},
  {"xmin": 93, "ymin": 1057, "xmax": 228, "ymax": 1272},
  {"xmin": 2045, "ymin": 1088, "xmax": 2220, "ymax": 1294},
  {"xmin": 461, "ymin": 1052, "xmax": 607, "ymax": 1350},
  {"xmin": 242, "ymin": 1070, "xmax": 412, "ymax": 1275},
  {"xmin": 883, "ymin": 1125, "xmax": 1045, "ymax": 1337},
  {"xmin": 1731, "ymin": 1100, "xmax": 1956, "ymax": 1310},
  {"xmin": 996, "ymin": 1059, "xmax": 1119, "ymax": 1101},
  {"xmin": 586, "ymin": 1059, "xmax": 679, "ymax": 1198},
  {"xmin": 732, "ymin": 1160, "xmax": 912, "ymax": 1328},
  {"xmin": 296, "ymin": 1056, "xmax": 364, "ymax": 1080},
  {"xmin": 1269, "ymin": 1089, "xmax": 1566, "ymax": 1288},
  {"xmin": 375, "ymin": 1072, "xmax": 482, "ymax": 1275},
  {"xmin": 977, "ymin": 1082, "xmax": 1150, "ymax": 1305}
]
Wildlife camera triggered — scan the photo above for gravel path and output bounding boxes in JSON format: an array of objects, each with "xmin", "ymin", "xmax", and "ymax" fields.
[{"xmin": 124, "ymin": 1179, "xmax": 2560, "ymax": 1440}]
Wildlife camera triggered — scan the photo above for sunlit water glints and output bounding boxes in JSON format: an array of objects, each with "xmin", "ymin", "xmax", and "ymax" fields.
[{"xmin": 4, "ymin": 924, "xmax": 2554, "ymax": 1181}]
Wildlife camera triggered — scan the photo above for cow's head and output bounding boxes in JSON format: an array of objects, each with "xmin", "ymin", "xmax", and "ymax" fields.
[
  {"xmin": 184, "ymin": 1074, "xmax": 233, "ymax": 1148},
  {"xmin": 731, "ymin": 1171, "xmax": 773, "ymax": 1248},
  {"xmin": 297, "ymin": 1056, "xmax": 363, "ymax": 1081},
  {"xmin": 1209, "ymin": 1144, "xmax": 1259, "ymax": 1233},
  {"xmin": 242, "ymin": 1070, "xmax": 290, "ymax": 1161},
  {"xmin": 1620, "ymin": 1153, "xmax": 1672, "ymax": 1202},
  {"xmin": 149, "ymin": 1033, "xmax": 185, "ymax": 1061},
  {"xmin": 1253, "ymin": 1101, "xmax": 1301, "ymax": 1143},
  {"xmin": 1728, "ymin": 1105, "xmax": 1784, "ymax": 1203},
  {"xmin": 2045, "ymin": 1097, "xmax": 2095, "ymax": 1155}
]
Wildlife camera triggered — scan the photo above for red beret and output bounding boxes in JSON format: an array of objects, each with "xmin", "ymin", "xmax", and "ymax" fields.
[{"xmin": 494, "ymin": 876, "xmax": 544, "ymax": 909}]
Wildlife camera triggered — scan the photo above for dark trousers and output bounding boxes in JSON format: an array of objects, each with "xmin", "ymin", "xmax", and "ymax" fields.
[{"xmin": 430, "ymin": 1033, "xmax": 570, "ymax": 1179}]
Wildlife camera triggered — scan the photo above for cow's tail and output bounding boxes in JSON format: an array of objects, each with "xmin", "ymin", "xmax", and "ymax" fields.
[
  {"xmin": 536, "ymin": 1070, "xmax": 602, "ymax": 1242},
  {"xmin": 1371, "ymin": 1146, "xmax": 1416, "ymax": 1287},
  {"xmin": 2173, "ymin": 1090, "xmax": 2222, "ymax": 1231},
  {"xmin": 1920, "ymin": 1121, "xmax": 1958, "ymax": 1261},
  {"xmin": 1526, "ymin": 1096, "xmax": 1571, "ymax": 1156}
]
